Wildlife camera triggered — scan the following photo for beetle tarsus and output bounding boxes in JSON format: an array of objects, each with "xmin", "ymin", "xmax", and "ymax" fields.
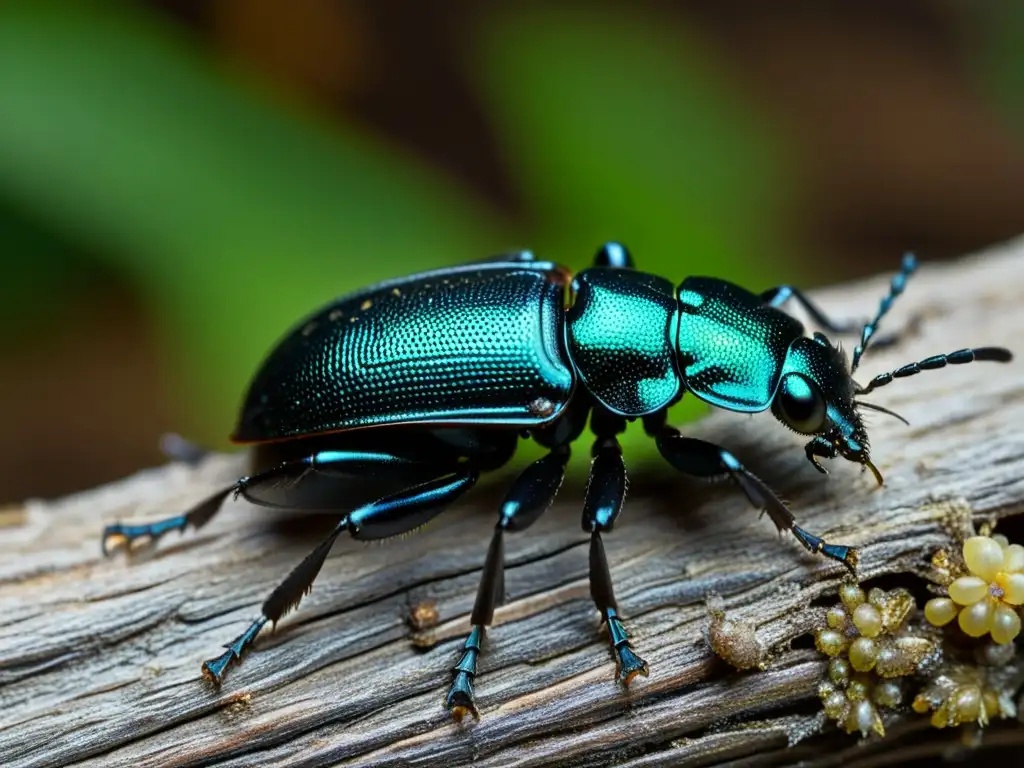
[
  {"xmin": 201, "ymin": 616, "xmax": 268, "ymax": 683},
  {"xmin": 792, "ymin": 525, "xmax": 858, "ymax": 572},
  {"xmin": 657, "ymin": 430, "xmax": 858, "ymax": 571},
  {"xmin": 101, "ymin": 485, "xmax": 234, "ymax": 557},
  {"xmin": 101, "ymin": 516, "xmax": 188, "ymax": 556},
  {"xmin": 445, "ymin": 625, "xmax": 483, "ymax": 721},
  {"xmin": 606, "ymin": 608, "xmax": 649, "ymax": 684},
  {"xmin": 201, "ymin": 462, "xmax": 477, "ymax": 684},
  {"xmin": 590, "ymin": 532, "xmax": 648, "ymax": 684},
  {"xmin": 448, "ymin": 698, "xmax": 477, "ymax": 723},
  {"xmin": 201, "ymin": 652, "xmax": 233, "ymax": 684}
]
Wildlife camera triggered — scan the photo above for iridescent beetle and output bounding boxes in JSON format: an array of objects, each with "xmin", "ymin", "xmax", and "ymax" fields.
[{"xmin": 103, "ymin": 245, "xmax": 1011, "ymax": 719}]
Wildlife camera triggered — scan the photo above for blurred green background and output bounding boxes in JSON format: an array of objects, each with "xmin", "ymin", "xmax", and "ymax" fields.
[{"xmin": 2, "ymin": 1, "xmax": 1024, "ymax": 502}]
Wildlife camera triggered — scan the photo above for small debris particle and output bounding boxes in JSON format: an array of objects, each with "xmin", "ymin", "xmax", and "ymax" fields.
[
  {"xmin": 705, "ymin": 598, "xmax": 763, "ymax": 670},
  {"xmin": 409, "ymin": 599, "xmax": 440, "ymax": 632},
  {"xmin": 222, "ymin": 692, "xmax": 253, "ymax": 720},
  {"xmin": 409, "ymin": 599, "xmax": 441, "ymax": 649}
]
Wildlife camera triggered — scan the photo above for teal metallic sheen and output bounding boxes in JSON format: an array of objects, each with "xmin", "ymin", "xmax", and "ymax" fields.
[
  {"xmin": 567, "ymin": 268, "xmax": 680, "ymax": 416},
  {"xmin": 675, "ymin": 277, "xmax": 804, "ymax": 412},
  {"xmin": 233, "ymin": 262, "xmax": 575, "ymax": 441}
]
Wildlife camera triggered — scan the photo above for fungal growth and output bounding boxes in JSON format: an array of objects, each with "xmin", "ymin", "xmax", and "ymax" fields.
[
  {"xmin": 705, "ymin": 596, "xmax": 765, "ymax": 671},
  {"xmin": 814, "ymin": 530, "xmax": 1024, "ymax": 742},
  {"xmin": 912, "ymin": 649, "xmax": 1019, "ymax": 729},
  {"xmin": 912, "ymin": 529, "xmax": 1024, "ymax": 733},
  {"xmin": 924, "ymin": 534, "xmax": 1024, "ymax": 644},
  {"xmin": 814, "ymin": 585, "xmax": 936, "ymax": 737}
]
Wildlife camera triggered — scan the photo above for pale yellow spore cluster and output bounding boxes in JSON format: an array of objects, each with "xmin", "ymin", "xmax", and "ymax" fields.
[
  {"xmin": 912, "ymin": 661, "xmax": 1017, "ymax": 729},
  {"xmin": 924, "ymin": 534, "xmax": 1024, "ymax": 643},
  {"xmin": 814, "ymin": 585, "xmax": 935, "ymax": 737}
]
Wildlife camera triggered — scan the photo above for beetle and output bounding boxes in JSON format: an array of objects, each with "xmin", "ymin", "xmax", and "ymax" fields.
[{"xmin": 102, "ymin": 243, "xmax": 1011, "ymax": 720}]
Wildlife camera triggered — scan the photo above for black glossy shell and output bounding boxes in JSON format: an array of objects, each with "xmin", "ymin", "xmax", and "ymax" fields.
[
  {"xmin": 233, "ymin": 262, "xmax": 575, "ymax": 442},
  {"xmin": 567, "ymin": 268, "xmax": 680, "ymax": 416},
  {"xmin": 675, "ymin": 277, "xmax": 805, "ymax": 411}
]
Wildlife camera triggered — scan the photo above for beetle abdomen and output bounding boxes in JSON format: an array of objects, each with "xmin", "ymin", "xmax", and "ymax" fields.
[
  {"xmin": 676, "ymin": 277, "xmax": 804, "ymax": 412},
  {"xmin": 233, "ymin": 262, "xmax": 575, "ymax": 442}
]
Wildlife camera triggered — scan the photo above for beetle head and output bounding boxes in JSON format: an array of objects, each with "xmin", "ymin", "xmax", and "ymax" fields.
[
  {"xmin": 771, "ymin": 333, "xmax": 883, "ymax": 483},
  {"xmin": 769, "ymin": 253, "xmax": 1012, "ymax": 484},
  {"xmin": 772, "ymin": 331, "xmax": 1012, "ymax": 485}
]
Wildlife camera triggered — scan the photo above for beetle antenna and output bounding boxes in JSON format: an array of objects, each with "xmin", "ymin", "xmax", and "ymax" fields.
[
  {"xmin": 856, "ymin": 347, "xmax": 1012, "ymax": 395},
  {"xmin": 855, "ymin": 400, "xmax": 909, "ymax": 425},
  {"xmin": 851, "ymin": 253, "xmax": 917, "ymax": 373}
]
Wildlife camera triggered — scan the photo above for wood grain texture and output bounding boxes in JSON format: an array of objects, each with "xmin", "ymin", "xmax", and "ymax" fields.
[{"xmin": 2, "ymin": 241, "xmax": 1023, "ymax": 768}]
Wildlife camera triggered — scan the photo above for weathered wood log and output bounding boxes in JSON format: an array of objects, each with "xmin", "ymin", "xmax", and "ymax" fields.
[{"xmin": 2, "ymin": 241, "xmax": 1023, "ymax": 768}]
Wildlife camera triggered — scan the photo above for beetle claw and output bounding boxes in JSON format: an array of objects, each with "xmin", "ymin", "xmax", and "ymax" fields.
[
  {"xmin": 616, "ymin": 646, "xmax": 649, "ymax": 685},
  {"xmin": 201, "ymin": 616, "xmax": 267, "ymax": 684},
  {"xmin": 101, "ymin": 528, "xmax": 128, "ymax": 557},
  {"xmin": 101, "ymin": 516, "xmax": 189, "ymax": 557},
  {"xmin": 445, "ymin": 672, "xmax": 479, "ymax": 722},
  {"xmin": 201, "ymin": 651, "xmax": 234, "ymax": 684}
]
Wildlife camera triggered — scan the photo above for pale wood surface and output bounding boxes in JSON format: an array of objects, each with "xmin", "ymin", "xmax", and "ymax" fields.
[{"xmin": 2, "ymin": 241, "xmax": 1023, "ymax": 768}]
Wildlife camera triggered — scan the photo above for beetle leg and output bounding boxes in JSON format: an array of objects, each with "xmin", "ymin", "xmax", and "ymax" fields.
[
  {"xmin": 762, "ymin": 284, "xmax": 911, "ymax": 352},
  {"xmin": 445, "ymin": 447, "xmax": 570, "ymax": 721},
  {"xmin": 762, "ymin": 285, "xmax": 864, "ymax": 335},
  {"xmin": 101, "ymin": 486, "xmax": 233, "ymax": 557},
  {"xmin": 593, "ymin": 241, "xmax": 634, "ymax": 269},
  {"xmin": 655, "ymin": 429, "xmax": 858, "ymax": 572},
  {"xmin": 100, "ymin": 449, "xmax": 430, "ymax": 556},
  {"xmin": 583, "ymin": 436, "xmax": 649, "ymax": 685},
  {"xmin": 202, "ymin": 467, "xmax": 478, "ymax": 684},
  {"xmin": 763, "ymin": 253, "xmax": 919, "ymax": 358}
]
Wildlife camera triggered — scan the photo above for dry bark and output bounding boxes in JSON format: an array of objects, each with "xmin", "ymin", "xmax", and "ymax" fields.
[{"xmin": 2, "ymin": 240, "xmax": 1023, "ymax": 768}]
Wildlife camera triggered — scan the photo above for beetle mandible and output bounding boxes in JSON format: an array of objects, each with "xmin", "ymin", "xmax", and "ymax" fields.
[{"xmin": 103, "ymin": 244, "xmax": 1012, "ymax": 720}]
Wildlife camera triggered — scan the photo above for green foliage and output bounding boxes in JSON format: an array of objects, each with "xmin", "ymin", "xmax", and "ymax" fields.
[
  {"xmin": 977, "ymin": 5, "xmax": 1024, "ymax": 133},
  {"xmin": 0, "ymin": 2, "xmax": 797, "ymax": 465},
  {"xmin": 0, "ymin": 3, "xmax": 502, "ymax": 441},
  {"xmin": 471, "ymin": 7, "xmax": 796, "ymax": 460}
]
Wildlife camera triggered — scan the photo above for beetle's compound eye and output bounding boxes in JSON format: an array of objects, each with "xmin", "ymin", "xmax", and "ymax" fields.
[{"xmin": 774, "ymin": 373, "xmax": 827, "ymax": 434}]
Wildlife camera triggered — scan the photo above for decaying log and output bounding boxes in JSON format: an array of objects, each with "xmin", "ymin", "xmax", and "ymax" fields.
[{"xmin": 2, "ymin": 240, "xmax": 1023, "ymax": 768}]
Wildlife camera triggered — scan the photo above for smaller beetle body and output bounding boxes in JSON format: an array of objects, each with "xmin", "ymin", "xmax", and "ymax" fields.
[{"xmin": 102, "ymin": 244, "xmax": 1011, "ymax": 721}]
